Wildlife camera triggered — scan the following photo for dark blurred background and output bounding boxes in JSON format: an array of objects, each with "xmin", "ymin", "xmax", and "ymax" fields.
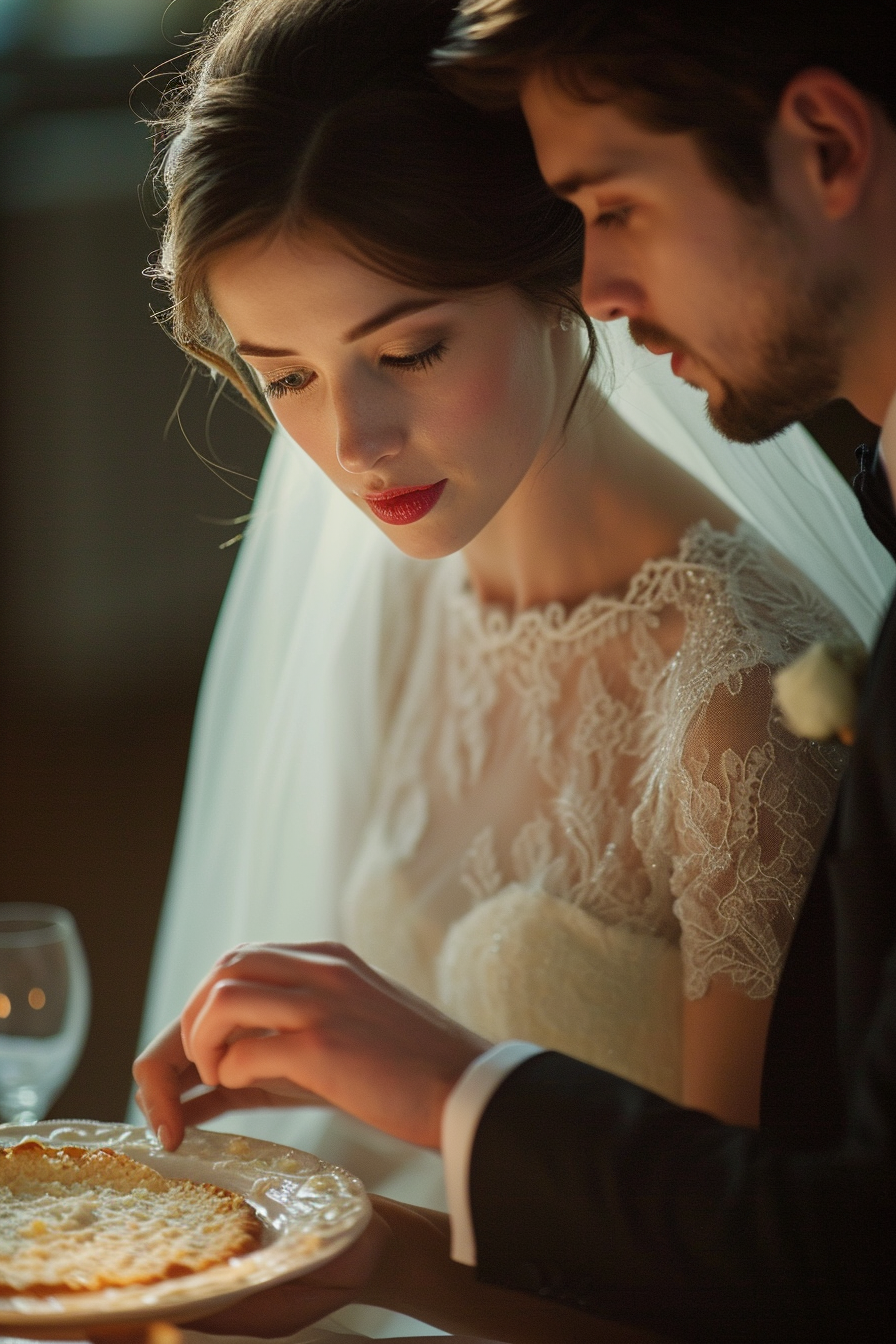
[
  {"xmin": 0, "ymin": 0, "xmax": 879, "ymax": 1127},
  {"xmin": 0, "ymin": 0, "xmax": 268, "ymax": 1122}
]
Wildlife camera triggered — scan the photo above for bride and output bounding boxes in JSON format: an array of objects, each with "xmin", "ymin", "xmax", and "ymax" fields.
[{"xmin": 136, "ymin": 0, "xmax": 892, "ymax": 1225}]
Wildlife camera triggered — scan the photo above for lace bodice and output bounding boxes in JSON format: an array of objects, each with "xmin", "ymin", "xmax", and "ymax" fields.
[{"xmin": 342, "ymin": 522, "xmax": 849, "ymax": 1094}]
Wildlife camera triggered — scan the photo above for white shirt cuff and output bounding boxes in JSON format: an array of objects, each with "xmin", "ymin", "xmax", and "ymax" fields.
[{"xmin": 441, "ymin": 1040, "xmax": 544, "ymax": 1265}]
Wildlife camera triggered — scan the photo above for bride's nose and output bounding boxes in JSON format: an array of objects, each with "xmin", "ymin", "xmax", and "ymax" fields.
[{"xmin": 332, "ymin": 382, "xmax": 403, "ymax": 475}]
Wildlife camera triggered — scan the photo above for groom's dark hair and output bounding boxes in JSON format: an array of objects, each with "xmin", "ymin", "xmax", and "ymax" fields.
[{"xmin": 436, "ymin": 0, "xmax": 895, "ymax": 203}]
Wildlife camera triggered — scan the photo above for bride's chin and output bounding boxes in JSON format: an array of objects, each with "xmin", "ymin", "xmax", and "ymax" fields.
[{"xmin": 371, "ymin": 515, "xmax": 474, "ymax": 561}]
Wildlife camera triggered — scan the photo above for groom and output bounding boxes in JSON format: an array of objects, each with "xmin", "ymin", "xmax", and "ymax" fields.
[{"xmin": 135, "ymin": 1, "xmax": 896, "ymax": 1338}]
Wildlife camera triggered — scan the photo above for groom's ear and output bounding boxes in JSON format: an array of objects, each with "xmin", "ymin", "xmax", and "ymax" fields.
[{"xmin": 772, "ymin": 70, "xmax": 875, "ymax": 222}]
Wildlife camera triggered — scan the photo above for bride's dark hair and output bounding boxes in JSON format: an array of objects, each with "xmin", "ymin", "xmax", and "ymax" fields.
[{"xmin": 151, "ymin": 0, "xmax": 591, "ymax": 417}]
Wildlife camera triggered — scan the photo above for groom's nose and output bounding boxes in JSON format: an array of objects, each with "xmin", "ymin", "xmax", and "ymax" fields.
[
  {"xmin": 581, "ymin": 240, "xmax": 646, "ymax": 322},
  {"xmin": 582, "ymin": 273, "xmax": 646, "ymax": 322}
]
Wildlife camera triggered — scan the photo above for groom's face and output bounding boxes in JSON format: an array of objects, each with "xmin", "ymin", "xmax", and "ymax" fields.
[{"xmin": 521, "ymin": 75, "xmax": 854, "ymax": 443}]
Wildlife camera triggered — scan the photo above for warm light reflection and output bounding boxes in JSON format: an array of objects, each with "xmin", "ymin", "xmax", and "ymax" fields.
[
  {"xmin": 0, "ymin": 993, "xmax": 10, "ymax": 1018},
  {"xmin": 28, "ymin": 987, "xmax": 46, "ymax": 1010}
]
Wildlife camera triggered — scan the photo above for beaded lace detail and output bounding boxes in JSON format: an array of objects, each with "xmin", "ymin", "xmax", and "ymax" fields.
[{"xmin": 343, "ymin": 522, "xmax": 848, "ymax": 1030}]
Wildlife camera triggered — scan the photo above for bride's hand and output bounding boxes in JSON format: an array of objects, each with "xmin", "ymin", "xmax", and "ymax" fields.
[
  {"xmin": 189, "ymin": 1204, "xmax": 391, "ymax": 1337},
  {"xmin": 190, "ymin": 1194, "xmax": 659, "ymax": 1344},
  {"xmin": 136, "ymin": 941, "xmax": 488, "ymax": 1151},
  {"xmin": 132, "ymin": 1018, "xmax": 326, "ymax": 1149}
]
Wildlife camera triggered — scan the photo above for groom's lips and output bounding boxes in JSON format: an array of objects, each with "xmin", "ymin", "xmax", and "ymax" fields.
[
  {"xmin": 365, "ymin": 479, "xmax": 447, "ymax": 525},
  {"xmin": 631, "ymin": 327, "xmax": 696, "ymax": 384}
]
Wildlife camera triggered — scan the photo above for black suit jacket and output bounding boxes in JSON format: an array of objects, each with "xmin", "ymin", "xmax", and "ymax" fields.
[{"xmin": 469, "ymin": 448, "xmax": 896, "ymax": 1341}]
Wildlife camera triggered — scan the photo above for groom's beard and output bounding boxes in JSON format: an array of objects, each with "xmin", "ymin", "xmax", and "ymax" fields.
[{"xmin": 629, "ymin": 269, "xmax": 857, "ymax": 444}]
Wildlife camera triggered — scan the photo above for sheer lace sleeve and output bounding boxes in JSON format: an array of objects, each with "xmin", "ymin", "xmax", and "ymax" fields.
[{"xmin": 669, "ymin": 663, "xmax": 844, "ymax": 1000}]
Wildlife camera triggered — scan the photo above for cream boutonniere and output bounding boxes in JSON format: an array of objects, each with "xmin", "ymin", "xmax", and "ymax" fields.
[{"xmin": 772, "ymin": 641, "xmax": 867, "ymax": 746}]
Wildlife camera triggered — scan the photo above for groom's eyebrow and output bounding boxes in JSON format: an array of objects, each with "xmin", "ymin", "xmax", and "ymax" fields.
[{"xmin": 547, "ymin": 165, "xmax": 621, "ymax": 198}]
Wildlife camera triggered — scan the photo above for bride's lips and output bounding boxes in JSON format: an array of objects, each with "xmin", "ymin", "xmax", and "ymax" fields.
[{"xmin": 365, "ymin": 479, "xmax": 447, "ymax": 525}]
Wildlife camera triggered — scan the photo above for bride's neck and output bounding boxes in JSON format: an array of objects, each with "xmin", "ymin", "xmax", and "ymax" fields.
[{"xmin": 462, "ymin": 387, "xmax": 737, "ymax": 613}]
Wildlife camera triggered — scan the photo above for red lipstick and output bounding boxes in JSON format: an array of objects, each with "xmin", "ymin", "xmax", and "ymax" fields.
[{"xmin": 365, "ymin": 479, "xmax": 447, "ymax": 525}]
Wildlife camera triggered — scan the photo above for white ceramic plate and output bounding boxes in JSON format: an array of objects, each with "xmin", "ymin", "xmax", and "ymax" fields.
[{"xmin": 0, "ymin": 1120, "xmax": 371, "ymax": 1338}]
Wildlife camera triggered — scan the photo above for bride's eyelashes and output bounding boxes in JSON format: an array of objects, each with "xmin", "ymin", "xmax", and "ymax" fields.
[
  {"xmin": 262, "ymin": 339, "xmax": 449, "ymax": 401},
  {"xmin": 379, "ymin": 339, "xmax": 448, "ymax": 372},
  {"xmin": 264, "ymin": 369, "xmax": 314, "ymax": 400}
]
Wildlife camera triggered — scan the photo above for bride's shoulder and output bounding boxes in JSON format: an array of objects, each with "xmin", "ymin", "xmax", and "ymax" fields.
[{"xmin": 677, "ymin": 518, "xmax": 857, "ymax": 660}]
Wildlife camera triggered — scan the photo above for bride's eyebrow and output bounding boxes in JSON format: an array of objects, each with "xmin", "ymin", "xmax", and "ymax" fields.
[
  {"xmin": 236, "ymin": 341, "xmax": 298, "ymax": 357},
  {"xmin": 235, "ymin": 298, "xmax": 444, "ymax": 360},
  {"xmin": 342, "ymin": 297, "xmax": 443, "ymax": 343}
]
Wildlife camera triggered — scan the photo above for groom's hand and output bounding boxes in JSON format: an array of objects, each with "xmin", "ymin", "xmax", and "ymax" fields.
[
  {"xmin": 134, "ymin": 942, "xmax": 488, "ymax": 1150},
  {"xmin": 132, "ymin": 1017, "xmax": 325, "ymax": 1149}
]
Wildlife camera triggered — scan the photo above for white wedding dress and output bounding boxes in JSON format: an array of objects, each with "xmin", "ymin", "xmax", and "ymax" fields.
[
  {"xmin": 341, "ymin": 520, "xmax": 848, "ymax": 1101},
  {"xmin": 135, "ymin": 325, "xmax": 895, "ymax": 1336}
]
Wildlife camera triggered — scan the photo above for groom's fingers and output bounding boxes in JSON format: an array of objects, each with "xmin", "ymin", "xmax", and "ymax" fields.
[
  {"xmin": 180, "ymin": 945, "xmax": 362, "ymax": 1046},
  {"xmin": 186, "ymin": 979, "xmax": 330, "ymax": 1084},
  {"xmin": 178, "ymin": 1082, "xmax": 325, "ymax": 1126},
  {"xmin": 158, "ymin": 941, "xmax": 489, "ymax": 1147},
  {"xmin": 132, "ymin": 1019, "xmax": 204, "ymax": 1150},
  {"xmin": 207, "ymin": 943, "xmax": 369, "ymax": 990},
  {"xmin": 214, "ymin": 1031, "xmax": 323, "ymax": 1092}
]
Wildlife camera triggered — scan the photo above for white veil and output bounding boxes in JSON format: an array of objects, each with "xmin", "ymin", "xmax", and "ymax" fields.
[
  {"xmin": 140, "ymin": 439, "xmax": 413, "ymax": 1025},
  {"xmin": 137, "ymin": 322, "xmax": 894, "ymax": 1113}
]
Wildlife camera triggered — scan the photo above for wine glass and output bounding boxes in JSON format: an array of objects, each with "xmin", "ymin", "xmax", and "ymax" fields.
[{"xmin": 0, "ymin": 903, "xmax": 91, "ymax": 1124}]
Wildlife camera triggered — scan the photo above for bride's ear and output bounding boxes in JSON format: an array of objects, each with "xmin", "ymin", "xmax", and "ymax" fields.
[{"xmin": 773, "ymin": 69, "xmax": 875, "ymax": 221}]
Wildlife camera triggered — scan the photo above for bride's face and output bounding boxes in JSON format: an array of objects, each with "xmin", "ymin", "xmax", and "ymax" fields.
[{"xmin": 207, "ymin": 226, "xmax": 567, "ymax": 559}]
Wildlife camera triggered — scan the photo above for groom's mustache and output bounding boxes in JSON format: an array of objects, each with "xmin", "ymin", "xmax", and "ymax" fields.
[{"xmin": 627, "ymin": 318, "xmax": 691, "ymax": 359}]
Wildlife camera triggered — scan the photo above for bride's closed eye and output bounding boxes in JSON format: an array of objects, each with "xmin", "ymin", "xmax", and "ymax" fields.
[
  {"xmin": 380, "ymin": 339, "xmax": 448, "ymax": 372},
  {"xmin": 263, "ymin": 340, "xmax": 448, "ymax": 400}
]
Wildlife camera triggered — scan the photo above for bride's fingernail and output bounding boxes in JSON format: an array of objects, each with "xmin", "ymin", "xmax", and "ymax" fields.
[{"xmin": 157, "ymin": 1124, "xmax": 172, "ymax": 1150}]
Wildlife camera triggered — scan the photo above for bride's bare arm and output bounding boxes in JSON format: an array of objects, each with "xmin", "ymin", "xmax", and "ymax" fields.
[
  {"xmin": 195, "ymin": 1195, "xmax": 672, "ymax": 1344},
  {"xmin": 366, "ymin": 1198, "xmax": 674, "ymax": 1342},
  {"xmin": 681, "ymin": 978, "xmax": 774, "ymax": 1125}
]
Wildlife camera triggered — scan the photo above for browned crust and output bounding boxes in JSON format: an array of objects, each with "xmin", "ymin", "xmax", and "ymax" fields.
[{"xmin": 0, "ymin": 1141, "xmax": 264, "ymax": 1295}]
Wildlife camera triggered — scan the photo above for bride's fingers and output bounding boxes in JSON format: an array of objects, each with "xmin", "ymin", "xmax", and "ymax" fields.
[
  {"xmin": 192, "ymin": 1212, "xmax": 388, "ymax": 1337},
  {"xmin": 185, "ymin": 980, "xmax": 329, "ymax": 1084},
  {"xmin": 191, "ymin": 1279, "xmax": 351, "ymax": 1337}
]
